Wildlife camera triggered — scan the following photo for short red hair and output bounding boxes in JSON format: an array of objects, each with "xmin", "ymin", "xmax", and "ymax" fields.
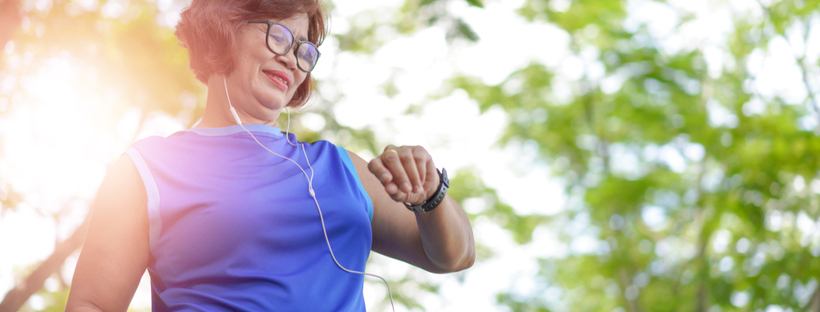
[{"xmin": 175, "ymin": 0, "xmax": 327, "ymax": 108}]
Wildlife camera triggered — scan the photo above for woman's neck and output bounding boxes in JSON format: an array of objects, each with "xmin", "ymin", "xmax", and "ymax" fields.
[{"xmin": 197, "ymin": 77, "xmax": 279, "ymax": 128}]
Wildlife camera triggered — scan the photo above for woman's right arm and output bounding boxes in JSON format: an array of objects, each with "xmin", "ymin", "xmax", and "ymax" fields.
[{"xmin": 65, "ymin": 153, "xmax": 150, "ymax": 312}]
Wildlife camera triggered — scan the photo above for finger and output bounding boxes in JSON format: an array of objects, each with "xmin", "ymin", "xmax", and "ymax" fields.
[
  {"xmin": 398, "ymin": 147, "xmax": 423, "ymax": 194},
  {"xmin": 412, "ymin": 147, "xmax": 429, "ymax": 188},
  {"xmin": 381, "ymin": 146, "xmax": 412, "ymax": 194},
  {"xmin": 423, "ymin": 158, "xmax": 438, "ymax": 192},
  {"xmin": 368, "ymin": 157, "xmax": 393, "ymax": 185},
  {"xmin": 385, "ymin": 182, "xmax": 399, "ymax": 195},
  {"xmin": 384, "ymin": 181, "xmax": 409, "ymax": 202},
  {"xmin": 382, "ymin": 144, "xmax": 398, "ymax": 155},
  {"xmin": 372, "ymin": 164, "xmax": 406, "ymax": 202}
]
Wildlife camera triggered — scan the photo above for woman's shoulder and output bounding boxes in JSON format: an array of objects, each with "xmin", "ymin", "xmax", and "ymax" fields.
[
  {"xmin": 129, "ymin": 129, "xmax": 225, "ymax": 162},
  {"xmin": 131, "ymin": 130, "xmax": 190, "ymax": 150},
  {"xmin": 301, "ymin": 138, "xmax": 345, "ymax": 156}
]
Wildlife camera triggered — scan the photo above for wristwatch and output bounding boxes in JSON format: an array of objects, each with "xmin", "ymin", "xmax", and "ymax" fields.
[{"xmin": 405, "ymin": 168, "xmax": 449, "ymax": 214}]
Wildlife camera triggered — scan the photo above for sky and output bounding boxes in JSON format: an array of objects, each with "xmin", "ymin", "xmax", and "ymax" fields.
[{"xmin": 1, "ymin": 0, "xmax": 819, "ymax": 311}]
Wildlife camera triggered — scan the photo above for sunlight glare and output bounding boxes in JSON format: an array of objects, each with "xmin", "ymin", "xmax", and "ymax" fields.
[{"xmin": 1, "ymin": 56, "xmax": 118, "ymax": 213}]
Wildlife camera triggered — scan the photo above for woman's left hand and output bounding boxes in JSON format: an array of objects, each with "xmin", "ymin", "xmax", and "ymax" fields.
[{"xmin": 367, "ymin": 145, "xmax": 440, "ymax": 206}]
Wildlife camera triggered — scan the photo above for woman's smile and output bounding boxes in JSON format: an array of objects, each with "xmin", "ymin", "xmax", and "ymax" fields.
[{"xmin": 263, "ymin": 69, "xmax": 291, "ymax": 91}]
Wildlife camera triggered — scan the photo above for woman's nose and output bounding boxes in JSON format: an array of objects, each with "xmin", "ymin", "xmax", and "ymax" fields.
[{"xmin": 276, "ymin": 48, "xmax": 298, "ymax": 71}]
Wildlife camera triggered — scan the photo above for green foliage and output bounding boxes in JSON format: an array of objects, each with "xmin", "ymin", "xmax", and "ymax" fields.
[
  {"xmin": 333, "ymin": 19, "xmax": 385, "ymax": 54},
  {"xmin": 17, "ymin": 287, "xmax": 69, "ymax": 312},
  {"xmin": 394, "ymin": 0, "xmax": 481, "ymax": 43},
  {"xmin": 449, "ymin": 167, "xmax": 548, "ymax": 244},
  {"xmin": 7, "ymin": 0, "xmax": 820, "ymax": 311},
  {"xmin": 465, "ymin": 0, "xmax": 484, "ymax": 8},
  {"xmin": 450, "ymin": 0, "xmax": 820, "ymax": 311},
  {"xmin": 450, "ymin": 17, "xmax": 479, "ymax": 42},
  {"xmin": 10, "ymin": 1, "xmax": 203, "ymax": 121}
]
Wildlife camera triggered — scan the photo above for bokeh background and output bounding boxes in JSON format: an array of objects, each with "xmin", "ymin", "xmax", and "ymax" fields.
[{"xmin": 1, "ymin": 0, "xmax": 820, "ymax": 311}]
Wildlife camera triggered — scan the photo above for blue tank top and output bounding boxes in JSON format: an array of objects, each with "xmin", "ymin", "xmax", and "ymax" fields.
[{"xmin": 125, "ymin": 124, "xmax": 373, "ymax": 312}]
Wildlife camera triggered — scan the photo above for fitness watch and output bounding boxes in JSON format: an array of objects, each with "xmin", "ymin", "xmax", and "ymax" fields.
[{"xmin": 405, "ymin": 168, "xmax": 449, "ymax": 214}]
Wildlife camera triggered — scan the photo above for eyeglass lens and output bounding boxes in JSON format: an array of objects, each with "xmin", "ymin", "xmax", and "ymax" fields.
[{"xmin": 267, "ymin": 23, "xmax": 318, "ymax": 72}]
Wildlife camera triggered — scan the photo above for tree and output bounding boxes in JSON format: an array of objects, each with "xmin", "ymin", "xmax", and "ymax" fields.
[
  {"xmin": 453, "ymin": 0, "xmax": 820, "ymax": 311},
  {"xmin": 9, "ymin": 0, "xmax": 820, "ymax": 311}
]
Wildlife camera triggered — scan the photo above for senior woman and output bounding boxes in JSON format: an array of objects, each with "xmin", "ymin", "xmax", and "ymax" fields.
[{"xmin": 65, "ymin": 0, "xmax": 474, "ymax": 311}]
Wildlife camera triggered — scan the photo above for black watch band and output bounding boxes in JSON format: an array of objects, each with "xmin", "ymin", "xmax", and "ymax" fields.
[{"xmin": 405, "ymin": 168, "xmax": 449, "ymax": 214}]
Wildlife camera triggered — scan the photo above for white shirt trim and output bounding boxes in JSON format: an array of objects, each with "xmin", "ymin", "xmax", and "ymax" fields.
[{"xmin": 126, "ymin": 147, "xmax": 162, "ymax": 251}]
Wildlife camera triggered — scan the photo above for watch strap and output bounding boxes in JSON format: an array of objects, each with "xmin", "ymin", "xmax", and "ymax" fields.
[{"xmin": 405, "ymin": 168, "xmax": 449, "ymax": 214}]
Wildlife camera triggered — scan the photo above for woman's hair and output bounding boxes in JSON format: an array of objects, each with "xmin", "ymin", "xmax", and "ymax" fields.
[{"xmin": 175, "ymin": 0, "xmax": 327, "ymax": 108}]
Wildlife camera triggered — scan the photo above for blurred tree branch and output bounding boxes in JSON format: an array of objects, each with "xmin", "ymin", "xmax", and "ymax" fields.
[{"xmin": 0, "ymin": 213, "xmax": 89, "ymax": 312}]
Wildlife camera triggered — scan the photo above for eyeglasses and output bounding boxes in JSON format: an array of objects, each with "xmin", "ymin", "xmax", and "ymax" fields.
[{"xmin": 248, "ymin": 19, "xmax": 321, "ymax": 73}]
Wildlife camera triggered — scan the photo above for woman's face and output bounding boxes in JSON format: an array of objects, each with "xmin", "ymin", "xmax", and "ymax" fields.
[{"xmin": 225, "ymin": 14, "xmax": 310, "ymax": 123}]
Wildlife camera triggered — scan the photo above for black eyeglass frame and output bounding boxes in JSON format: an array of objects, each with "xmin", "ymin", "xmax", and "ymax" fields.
[{"xmin": 248, "ymin": 19, "xmax": 321, "ymax": 73}]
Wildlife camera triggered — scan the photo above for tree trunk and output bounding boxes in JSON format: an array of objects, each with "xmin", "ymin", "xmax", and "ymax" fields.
[{"xmin": 0, "ymin": 213, "xmax": 90, "ymax": 312}]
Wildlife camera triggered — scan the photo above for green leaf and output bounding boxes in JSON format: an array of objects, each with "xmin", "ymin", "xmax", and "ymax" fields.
[{"xmin": 465, "ymin": 0, "xmax": 484, "ymax": 8}]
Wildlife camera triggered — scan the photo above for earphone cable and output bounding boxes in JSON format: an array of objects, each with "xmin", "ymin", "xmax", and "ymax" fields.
[
  {"xmin": 285, "ymin": 106, "xmax": 297, "ymax": 147},
  {"xmin": 223, "ymin": 76, "xmax": 396, "ymax": 312}
]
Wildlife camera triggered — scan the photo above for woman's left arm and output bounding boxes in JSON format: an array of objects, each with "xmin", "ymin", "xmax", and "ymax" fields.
[{"xmin": 347, "ymin": 146, "xmax": 475, "ymax": 273}]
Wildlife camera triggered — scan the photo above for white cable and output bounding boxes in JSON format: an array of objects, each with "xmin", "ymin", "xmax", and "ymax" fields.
[{"xmin": 223, "ymin": 76, "xmax": 395, "ymax": 312}]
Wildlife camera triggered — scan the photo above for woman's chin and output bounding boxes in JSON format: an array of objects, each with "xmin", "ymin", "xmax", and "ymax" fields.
[{"xmin": 256, "ymin": 95, "xmax": 288, "ymax": 112}]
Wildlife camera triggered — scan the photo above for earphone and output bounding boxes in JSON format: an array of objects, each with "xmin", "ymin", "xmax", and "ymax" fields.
[{"xmin": 223, "ymin": 76, "xmax": 395, "ymax": 311}]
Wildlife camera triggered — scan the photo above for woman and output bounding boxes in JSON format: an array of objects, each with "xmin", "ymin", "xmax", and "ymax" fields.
[{"xmin": 65, "ymin": 0, "xmax": 475, "ymax": 311}]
